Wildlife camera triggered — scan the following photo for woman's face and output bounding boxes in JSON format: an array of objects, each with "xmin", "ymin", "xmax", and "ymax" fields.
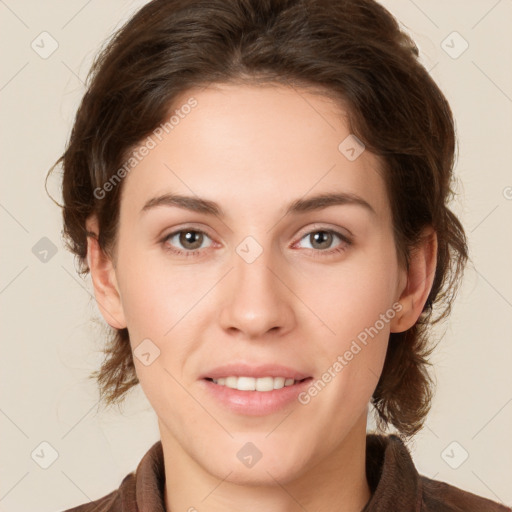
[{"xmin": 103, "ymin": 83, "xmax": 408, "ymax": 484}]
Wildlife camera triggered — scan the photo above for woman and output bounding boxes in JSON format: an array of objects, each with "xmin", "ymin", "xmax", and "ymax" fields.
[{"xmin": 51, "ymin": 0, "xmax": 510, "ymax": 510}]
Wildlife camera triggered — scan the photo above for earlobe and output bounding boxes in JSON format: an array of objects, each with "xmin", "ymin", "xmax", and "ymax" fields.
[
  {"xmin": 85, "ymin": 215, "xmax": 127, "ymax": 330},
  {"xmin": 390, "ymin": 227, "xmax": 438, "ymax": 333}
]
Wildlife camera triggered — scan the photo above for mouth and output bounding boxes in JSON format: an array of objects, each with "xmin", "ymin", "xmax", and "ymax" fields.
[
  {"xmin": 204, "ymin": 376, "xmax": 312, "ymax": 392},
  {"xmin": 201, "ymin": 375, "xmax": 314, "ymax": 415}
]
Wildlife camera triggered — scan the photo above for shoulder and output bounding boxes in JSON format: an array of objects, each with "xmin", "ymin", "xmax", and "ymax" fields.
[
  {"xmin": 364, "ymin": 434, "xmax": 510, "ymax": 512},
  {"xmin": 59, "ymin": 490, "xmax": 119, "ymax": 512},
  {"xmin": 420, "ymin": 474, "xmax": 511, "ymax": 512},
  {"xmin": 57, "ymin": 440, "xmax": 164, "ymax": 512},
  {"xmin": 58, "ymin": 473, "xmax": 133, "ymax": 512}
]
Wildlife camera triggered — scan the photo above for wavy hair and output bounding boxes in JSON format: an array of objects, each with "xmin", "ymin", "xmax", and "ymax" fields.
[{"xmin": 48, "ymin": 0, "xmax": 468, "ymax": 437}]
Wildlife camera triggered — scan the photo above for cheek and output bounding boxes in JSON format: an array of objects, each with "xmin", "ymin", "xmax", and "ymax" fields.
[
  {"xmin": 114, "ymin": 244, "xmax": 213, "ymax": 397},
  {"xmin": 297, "ymin": 238, "xmax": 399, "ymax": 396},
  {"xmin": 304, "ymin": 238, "xmax": 399, "ymax": 341},
  {"xmin": 297, "ymin": 279, "xmax": 393, "ymax": 436},
  {"xmin": 114, "ymin": 239, "xmax": 193, "ymax": 340}
]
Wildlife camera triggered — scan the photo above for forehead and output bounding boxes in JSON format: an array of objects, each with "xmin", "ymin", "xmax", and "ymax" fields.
[{"xmin": 119, "ymin": 83, "xmax": 390, "ymax": 222}]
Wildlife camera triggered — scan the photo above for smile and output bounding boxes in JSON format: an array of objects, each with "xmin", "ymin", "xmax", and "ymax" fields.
[{"xmin": 206, "ymin": 376, "xmax": 307, "ymax": 391}]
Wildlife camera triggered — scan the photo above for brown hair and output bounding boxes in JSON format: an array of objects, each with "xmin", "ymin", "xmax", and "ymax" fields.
[{"xmin": 48, "ymin": 0, "xmax": 468, "ymax": 437}]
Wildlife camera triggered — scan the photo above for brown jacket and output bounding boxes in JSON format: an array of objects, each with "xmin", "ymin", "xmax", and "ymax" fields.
[{"xmin": 62, "ymin": 434, "xmax": 510, "ymax": 511}]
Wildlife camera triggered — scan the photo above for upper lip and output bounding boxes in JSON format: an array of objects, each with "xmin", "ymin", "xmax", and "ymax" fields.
[{"xmin": 200, "ymin": 363, "xmax": 312, "ymax": 381}]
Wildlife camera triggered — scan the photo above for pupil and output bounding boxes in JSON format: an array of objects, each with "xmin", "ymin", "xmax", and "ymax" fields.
[
  {"xmin": 181, "ymin": 231, "xmax": 202, "ymax": 249},
  {"xmin": 313, "ymin": 231, "xmax": 331, "ymax": 249}
]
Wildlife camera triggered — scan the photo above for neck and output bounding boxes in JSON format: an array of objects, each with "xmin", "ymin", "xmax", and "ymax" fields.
[{"xmin": 160, "ymin": 413, "xmax": 371, "ymax": 512}]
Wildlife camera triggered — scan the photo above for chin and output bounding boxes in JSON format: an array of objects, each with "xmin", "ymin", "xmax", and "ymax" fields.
[
  {"xmin": 203, "ymin": 441, "xmax": 313, "ymax": 486},
  {"xmin": 216, "ymin": 462, "xmax": 303, "ymax": 487}
]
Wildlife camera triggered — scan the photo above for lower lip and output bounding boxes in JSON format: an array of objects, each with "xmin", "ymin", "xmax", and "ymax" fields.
[{"xmin": 201, "ymin": 378, "xmax": 313, "ymax": 416}]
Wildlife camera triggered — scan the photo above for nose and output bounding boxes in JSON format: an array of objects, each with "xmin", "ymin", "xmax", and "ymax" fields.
[{"xmin": 218, "ymin": 246, "xmax": 296, "ymax": 339}]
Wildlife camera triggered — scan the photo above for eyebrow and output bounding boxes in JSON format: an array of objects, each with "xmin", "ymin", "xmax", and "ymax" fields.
[{"xmin": 140, "ymin": 191, "xmax": 377, "ymax": 218}]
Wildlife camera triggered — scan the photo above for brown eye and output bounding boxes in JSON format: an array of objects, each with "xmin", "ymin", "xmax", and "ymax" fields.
[
  {"xmin": 309, "ymin": 231, "xmax": 334, "ymax": 250},
  {"xmin": 295, "ymin": 228, "xmax": 352, "ymax": 257},
  {"xmin": 178, "ymin": 230, "xmax": 204, "ymax": 250},
  {"xmin": 163, "ymin": 229, "xmax": 213, "ymax": 255}
]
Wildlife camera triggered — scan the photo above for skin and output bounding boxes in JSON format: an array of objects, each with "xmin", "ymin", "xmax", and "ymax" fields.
[{"xmin": 86, "ymin": 83, "xmax": 437, "ymax": 512}]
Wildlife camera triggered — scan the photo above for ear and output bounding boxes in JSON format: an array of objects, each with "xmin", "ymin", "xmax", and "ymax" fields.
[
  {"xmin": 390, "ymin": 226, "xmax": 438, "ymax": 333},
  {"xmin": 85, "ymin": 214, "xmax": 127, "ymax": 330}
]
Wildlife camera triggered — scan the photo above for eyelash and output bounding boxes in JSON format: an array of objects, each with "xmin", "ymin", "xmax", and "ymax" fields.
[{"xmin": 160, "ymin": 226, "xmax": 353, "ymax": 259}]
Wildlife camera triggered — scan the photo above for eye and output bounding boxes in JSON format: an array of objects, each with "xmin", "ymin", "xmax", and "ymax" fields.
[
  {"xmin": 160, "ymin": 226, "xmax": 352, "ymax": 258},
  {"xmin": 162, "ymin": 228, "xmax": 214, "ymax": 256},
  {"xmin": 294, "ymin": 228, "xmax": 352, "ymax": 256}
]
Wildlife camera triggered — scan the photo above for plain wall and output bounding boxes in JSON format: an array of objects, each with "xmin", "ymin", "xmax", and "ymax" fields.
[{"xmin": 0, "ymin": 1, "xmax": 511, "ymax": 510}]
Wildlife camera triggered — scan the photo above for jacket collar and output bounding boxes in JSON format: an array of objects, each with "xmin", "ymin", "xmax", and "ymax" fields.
[{"xmin": 362, "ymin": 434, "xmax": 421, "ymax": 511}]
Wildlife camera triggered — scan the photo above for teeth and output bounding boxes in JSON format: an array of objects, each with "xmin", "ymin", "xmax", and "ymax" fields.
[{"xmin": 211, "ymin": 376, "xmax": 297, "ymax": 391}]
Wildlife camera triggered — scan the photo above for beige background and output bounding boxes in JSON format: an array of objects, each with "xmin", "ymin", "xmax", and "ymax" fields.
[{"xmin": 1, "ymin": 1, "xmax": 511, "ymax": 511}]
